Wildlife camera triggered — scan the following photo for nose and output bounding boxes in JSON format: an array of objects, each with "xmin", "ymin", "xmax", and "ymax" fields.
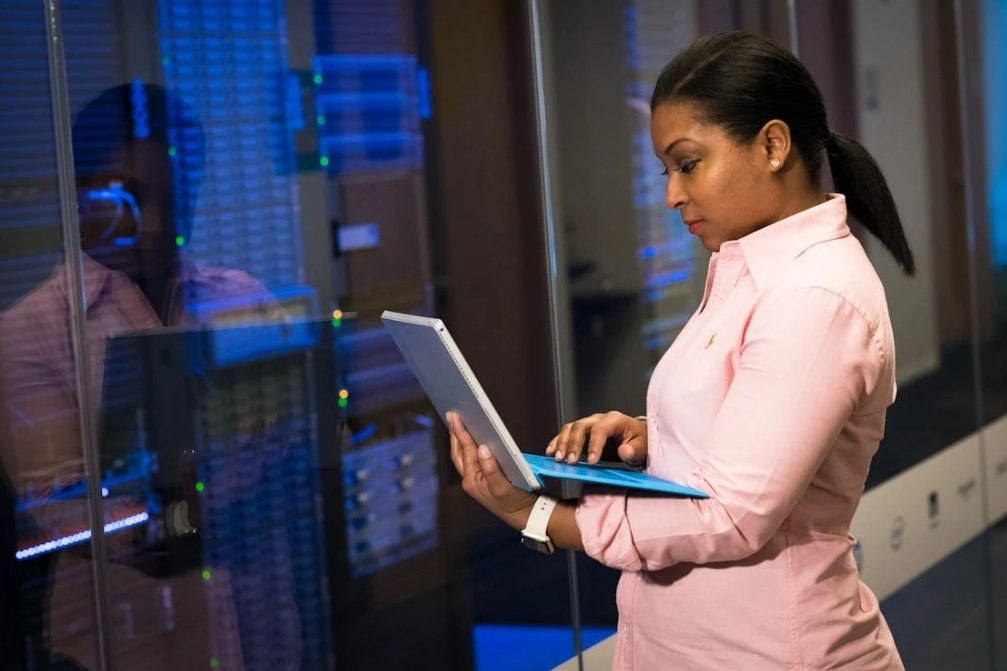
[{"xmin": 665, "ymin": 174, "xmax": 687, "ymax": 210}]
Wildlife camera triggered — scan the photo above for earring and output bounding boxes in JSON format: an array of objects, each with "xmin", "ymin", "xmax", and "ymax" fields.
[{"xmin": 770, "ymin": 158, "xmax": 782, "ymax": 170}]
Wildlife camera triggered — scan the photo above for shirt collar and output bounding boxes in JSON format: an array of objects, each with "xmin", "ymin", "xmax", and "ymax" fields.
[
  {"xmin": 723, "ymin": 194, "xmax": 850, "ymax": 288},
  {"xmin": 49, "ymin": 253, "xmax": 115, "ymax": 312}
]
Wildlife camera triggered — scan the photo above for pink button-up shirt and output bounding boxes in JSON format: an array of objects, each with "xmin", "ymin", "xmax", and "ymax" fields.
[{"xmin": 576, "ymin": 196, "xmax": 904, "ymax": 670}]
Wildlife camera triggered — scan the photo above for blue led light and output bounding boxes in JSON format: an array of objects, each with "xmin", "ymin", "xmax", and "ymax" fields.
[
  {"xmin": 131, "ymin": 78, "xmax": 150, "ymax": 139},
  {"xmin": 15, "ymin": 512, "xmax": 150, "ymax": 560},
  {"xmin": 417, "ymin": 68, "xmax": 432, "ymax": 119},
  {"xmin": 350, "ymin": 423, "xmax": 377, "ymax": 445}
]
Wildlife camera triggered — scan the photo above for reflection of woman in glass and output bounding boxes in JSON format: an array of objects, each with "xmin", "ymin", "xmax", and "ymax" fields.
[
  {"xmin": 449, "ymin": 32, "xmax": 910, "ymax": 670},
  {"xmin": 0, "ymin": 84, "xmax": 296, "ymax": 671}
]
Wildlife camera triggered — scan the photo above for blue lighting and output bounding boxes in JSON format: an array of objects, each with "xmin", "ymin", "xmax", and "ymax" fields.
[
  {"xmin": 417, "ymin": 68, "xmax": 432, "ymax": 119},
  {"xmin": 472, "ymin": 625, "xmax": 616, "ymax": 671},
  {"xmin": 16, "ymin": 512, "xmax": 150, "ymax": 560},
  {"xmin": 350, "ymin": 422, "xmax": 377, "ymax": 445},
  {"xmin": 644, "ymin": 268, "xmax": 692, "ymax": 289},
  {"xmin": 131, "ymin": 78, "xmax": 150, "ymax": 139}
]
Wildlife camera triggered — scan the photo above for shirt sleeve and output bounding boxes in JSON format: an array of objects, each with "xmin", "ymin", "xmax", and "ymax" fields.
[
  {"xmin": 0, "ymin": 308, "xmax": 93, "ymax": 538},
  {"xmin": 574, "ymin": 286, "xmax": 887, "ymax": 571}
]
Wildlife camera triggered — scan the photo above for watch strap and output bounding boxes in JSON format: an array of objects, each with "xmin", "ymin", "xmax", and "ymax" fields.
[{"xmin": 522, "ymin": 495, "xmax": 558, "ymax": 542}]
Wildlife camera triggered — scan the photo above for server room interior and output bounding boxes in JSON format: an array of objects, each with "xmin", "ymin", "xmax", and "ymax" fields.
[{"xmin": 1, "ymin": 1, "xmax": 1007, "ymax": 671}]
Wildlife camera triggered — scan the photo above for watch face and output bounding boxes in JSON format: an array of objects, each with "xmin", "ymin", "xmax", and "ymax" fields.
[{"xmin": 520, "ymin": 536, "xmax": 554, "ymax": 554}]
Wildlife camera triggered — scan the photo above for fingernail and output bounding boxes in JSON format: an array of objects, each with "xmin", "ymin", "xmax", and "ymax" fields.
[
  {"xmin": 567, "ymin": 454, "xmax": 576, "ymax": 464},
  {"xmin": 478, "ymin": 445, "xmax": 491, "ymax": 459}
]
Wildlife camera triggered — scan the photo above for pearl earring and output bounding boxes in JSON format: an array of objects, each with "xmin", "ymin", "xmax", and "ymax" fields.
[{"xmin": 770, "ymin": 158, "xmax": 782, "ymax": 170}]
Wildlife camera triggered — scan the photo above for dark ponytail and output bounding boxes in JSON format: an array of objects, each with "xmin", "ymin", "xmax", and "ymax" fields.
[
  {"xmin": 826, "ymin": 131, "xmax": 915, "ymax": 275},
  {"xmin": 652, "ymin": 31, "xmax": 915, "ymax": 276}
]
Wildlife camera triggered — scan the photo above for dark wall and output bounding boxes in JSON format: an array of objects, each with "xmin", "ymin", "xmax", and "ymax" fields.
[{"xmin": 426, "ymin": 0, "xmax": 558, "ymax": 461}]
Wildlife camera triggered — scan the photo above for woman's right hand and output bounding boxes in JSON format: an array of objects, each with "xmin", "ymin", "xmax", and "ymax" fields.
[{"xmin": 546, "ymin": 412, "xmax": 648, "ymax": 467}]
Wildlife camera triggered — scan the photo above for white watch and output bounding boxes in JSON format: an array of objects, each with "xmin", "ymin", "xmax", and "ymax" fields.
[{"xmin": 520, "ymin": 495, "xmax": 559, "ymax": 554}]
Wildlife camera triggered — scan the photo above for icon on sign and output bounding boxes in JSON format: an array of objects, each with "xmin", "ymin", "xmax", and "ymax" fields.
[
  {"xmin": 890, "ymin": 516, "xmax": 905, "ymax": 551},
  {"xmin": 958, "ymin": 478, "xmax": 977, "ymax": 501}
]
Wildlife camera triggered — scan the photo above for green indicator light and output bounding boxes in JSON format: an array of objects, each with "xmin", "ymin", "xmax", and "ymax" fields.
[
  {"xmin": 338, "ymin": 397, "xmax": 348, "ymax": 408},
  {"xmin": 210, "ymin": 658, "xmax": 219, "ymax": 668},
  {"xmin": 316, "ymin": 115, "xmax": 325, "ymax": 126},
  {"xmin": 161, "ymin": 57, "xmax": 170, "ymax": 66},
  {"xmin": 313, "ymin": 74, "xmax": 323, "ymax": 85},
  {"xmin": 175, "ymin": 236, "xmax": 185, "ymax": 247},
  {"xmin": 319, "ymin": 156, "xmax": 330, "ymax": 167},
  {"xmin": 167, "ymin": 146, "xmax": 177, "ymax": 157},
  {"xmin": 195, "ymin": 481, "xmax": 204, "ymax": 492},
  {"xmin": 202, "ymin": 570, "xmax": 211, "ymax": 581},
  {"xmin": 331, "ymin": 318, "xmax": 342, "ymax": 328}
]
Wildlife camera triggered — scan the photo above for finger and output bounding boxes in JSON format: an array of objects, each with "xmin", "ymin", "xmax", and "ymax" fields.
[
  {"xmin": 476, "ymin": 444, "xmax": 513, "ymax": 498},
  {"xmin": 553, "ymin": 423, "xmax": 574, "ymax": 461},
  {"xmin": 447, "ymin": 413, "xmax": 469, "ymax": 476},
  {"xmin": 564, "ymin": 419, "xmax": 595, "ymax": 464},
  {"xmin": 585, "ymin": 422, "xmax": 611, "ymax": 464},
  {"xmin": 459, "ymin": 435, "xmax": 482, "ymax": 483},
  {"xmin": 449, "ymin": 412, "xmax": 480, "ymax": 452},
  {"xmin": 618, "ymin": 441, "xmax": 646, "ymax": 466},
  {"xmin": 545, "ymin": 433, "xmax": 559, "ymax": 456},
  {"xmin": 449, "ymin": 426, "xmax": 465, "ymax": 478}
]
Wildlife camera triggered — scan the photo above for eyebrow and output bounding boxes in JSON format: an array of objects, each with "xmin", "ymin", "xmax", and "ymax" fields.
[{"xmin": 662, "ymin": 138, "xmax": 694, "ymax": 155}]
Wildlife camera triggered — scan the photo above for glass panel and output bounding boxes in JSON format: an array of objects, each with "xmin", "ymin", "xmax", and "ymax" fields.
[
  {"xmin": 37, "ymin": 1, "xmax": 573, "ymax": 670},
  {"xmin": 92, "ymin": 318, "xmax": 341, "ymax": 670},
  {"xmin": 546, "ymin": 0, "xmax": 795, "ymax": 651},
  {"xmin": 977, "ymin": 0, "xmax": 1007, "ymax": 667},
  {"xmin": 542, "ymin": 1, "xmax": 999, "ymax": 669},
  {"xmin": 0, "ymin": 1, "xmax": 106, "ymax": 669},
  {"xmin": 808, "ymin": 1, "xmax": 993, "ymax": 669}
]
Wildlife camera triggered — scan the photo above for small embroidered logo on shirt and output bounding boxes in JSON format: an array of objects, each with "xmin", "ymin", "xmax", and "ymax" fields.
[{"xmin": 705, "ymin": 333, "xmax": 716, "ymax": 349}]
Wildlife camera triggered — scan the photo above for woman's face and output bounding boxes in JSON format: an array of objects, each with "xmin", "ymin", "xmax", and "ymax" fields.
[{"xmin": 651, "ymin": 101, "xmax": 788, "ymax": 252}]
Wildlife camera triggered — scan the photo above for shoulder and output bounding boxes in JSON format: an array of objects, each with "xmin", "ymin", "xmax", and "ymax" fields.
[
  {"xmin": 184, "ymin": 265, "xmax": 274, "ymax": 301},
  {"xmin": 1, "ymin": 277, "xmax": 60, "ymax": 334},
  {"xmin": 764, "ymin": 235, "xmax": 889, "ymax": 334},
  {"xmin": 0, "ymin": 279, "xmax": 68, "ymax": 371},
  {"xmin": 182, "ymin": 265, "xmax": 286, "ymax": 323}
]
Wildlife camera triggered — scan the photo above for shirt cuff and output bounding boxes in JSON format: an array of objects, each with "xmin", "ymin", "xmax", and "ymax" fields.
[{"xmin": 574, "ymin": 486, "xmax": 644, "ymax": 572}]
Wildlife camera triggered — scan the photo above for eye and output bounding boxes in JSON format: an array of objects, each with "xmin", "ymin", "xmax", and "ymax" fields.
[
  {"xmin": 678, "ymin": 159, "xmax": 699, "ymax": 175},
  {"xmin": 659, "ymin": 167, "xmax": 669, "ymax": 177}
]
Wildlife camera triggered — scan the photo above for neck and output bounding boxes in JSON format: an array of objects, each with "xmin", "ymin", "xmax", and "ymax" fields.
[
  {"xmin": 775, "ymin": 185, "xmax": 828, "ymax": 224},
  {"xmin": 136, "ymin": 257, "xmax": 183, "ymax": 325}
]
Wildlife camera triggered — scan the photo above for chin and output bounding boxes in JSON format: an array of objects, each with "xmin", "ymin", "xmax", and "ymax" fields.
[{"xmin": 701, "ymin": 238, "xmax": 721, "ymax": 253}]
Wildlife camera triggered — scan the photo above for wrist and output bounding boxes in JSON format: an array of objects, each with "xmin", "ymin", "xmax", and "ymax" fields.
[
  {"xmin": 504, "ymin": 496, "xmax": 538, "ymax": 531},
  {"xmin": 519, "ymin": 494, "xmax": 560, "ymax": 554}
]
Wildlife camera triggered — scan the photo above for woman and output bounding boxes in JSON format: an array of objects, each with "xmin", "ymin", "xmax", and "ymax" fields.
[{"xmin": 448, "ymin": 31, "xmax": 909, "ymax": 670}]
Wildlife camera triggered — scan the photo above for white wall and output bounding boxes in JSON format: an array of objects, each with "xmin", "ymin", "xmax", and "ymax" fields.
[{"xmin": 851, "ymin": 0, "xmax": 941, "ymax": 385}]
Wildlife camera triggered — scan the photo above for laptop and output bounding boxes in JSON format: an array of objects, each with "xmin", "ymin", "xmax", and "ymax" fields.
[{"xmin": 381, "ymin": 311, "xmax": 706, "ymax": 498}]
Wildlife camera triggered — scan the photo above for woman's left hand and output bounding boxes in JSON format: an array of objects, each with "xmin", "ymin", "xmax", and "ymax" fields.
[{"xmin": 447, "ymin": 411, "xmax": 537, "ymax": 529}]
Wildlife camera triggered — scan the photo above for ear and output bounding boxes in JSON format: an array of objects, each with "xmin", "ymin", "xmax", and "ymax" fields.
[{"xmin": 758, "ymin": 119, "xmax": 792, "ymax": 172}]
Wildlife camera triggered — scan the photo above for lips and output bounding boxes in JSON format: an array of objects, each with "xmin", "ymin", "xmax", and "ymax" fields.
[{"xmin": 683, "ymin": 219, "xmax": 704, "ymax": 235}]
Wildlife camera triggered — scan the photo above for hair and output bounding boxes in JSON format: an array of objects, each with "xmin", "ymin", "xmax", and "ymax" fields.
[
  {"xmin": 651, "ymin": 31, "xmax": 915, "ymax": 276},
  {"xmin": 71, "ymin": 83, "xmax": 205, "ymax": 241}
]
